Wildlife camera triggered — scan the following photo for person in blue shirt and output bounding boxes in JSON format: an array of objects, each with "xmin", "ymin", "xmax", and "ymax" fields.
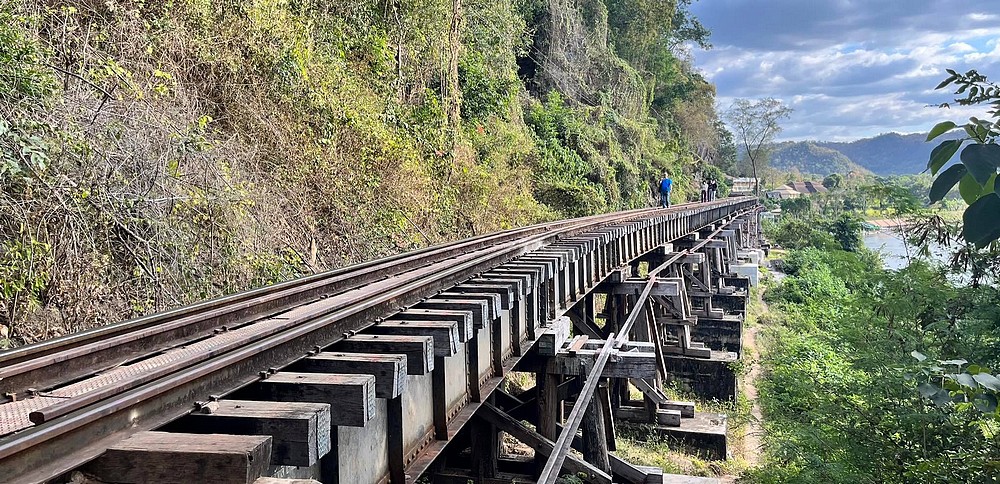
[{"xmin": 658, "ymin": 172, "xmax": 673, "ymax": 208}]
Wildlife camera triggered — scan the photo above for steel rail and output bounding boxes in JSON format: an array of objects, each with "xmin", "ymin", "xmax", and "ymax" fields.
[
  {"xmin": 0, "ymin": 201, "xmax": 753, "ymax": 483},
  {"xmin": 0, "ymin": 204, "xmax": 669, "ymax": 398}
]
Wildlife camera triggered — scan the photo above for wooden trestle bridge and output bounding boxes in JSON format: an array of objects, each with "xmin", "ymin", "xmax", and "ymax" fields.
[{"xmin": 0, "ymin": 197, "xmax": 761, "ymax": 484}]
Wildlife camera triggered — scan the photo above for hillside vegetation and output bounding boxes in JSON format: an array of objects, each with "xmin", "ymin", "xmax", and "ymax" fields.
[
  {"xmin": 769, "ymin": 141, "xmax": 868, "ymax": 176},
  {"xmin": 769, "ymin": 132, "xmax": 966, "ymax": 176},
  {"xmin": 0, "ymin": 0, "xmax": 726, "ymax": 346}
]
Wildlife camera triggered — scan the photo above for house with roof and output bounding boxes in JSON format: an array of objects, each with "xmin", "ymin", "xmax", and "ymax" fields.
[{"xmin": 766, "ymin": 181, "xmax": 828, "ymax": 199}]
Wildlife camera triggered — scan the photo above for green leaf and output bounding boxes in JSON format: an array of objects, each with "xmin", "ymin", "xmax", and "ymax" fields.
[
  {"xmin": 911, "ymin": 350, "xmax": 927, "ymax": 362},
  {"xmin": 931, "ymin": 388, "xmax": 953, "ymax": 406},
  {"xmin": 928, "ymin": 140, "xmax": 962, "ymax": 175},
  {"xmin": 973, "ymin": 372, "xmax": 1000, "ymax": 392},
  {"xmin": 927, "ymin": 121, "xmax": 957, "ymax": 141},
  {"xmin": 974, "ymin": 394, "xmax": 998, "ymax": 413},
  {"xmin": 918, "ymin": 382, "xmax": 939, "ymax": 398},
  {"xmin": 962, "ymin": 194, "xmax": 1000, "ymax": 246},
  {"xmin": 959, "ymin": 173, "xmax": 982, "ymax": 204},
  {"xmin": 929, "ymin": 164, "xmax": 967, "ymax": 203},
  {"xmin": 960, "ymin": 144, "xmax": 1000, "ymax": 184},
  {"xmin": 955, "ymin": 373, "xmax": 977, "ymax": 388},
  {"xmin": 941, "ymin": 359, "xmax": 969, "ymax": 366}
]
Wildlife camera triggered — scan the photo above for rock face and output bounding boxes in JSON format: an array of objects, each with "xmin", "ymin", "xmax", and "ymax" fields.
[{"xmin": 532, "ymin": 0, "xmax": 646, "ymax": 118}]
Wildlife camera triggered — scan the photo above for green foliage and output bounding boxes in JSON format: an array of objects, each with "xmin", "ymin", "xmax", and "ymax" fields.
[
  {"xmin": 926, "ymin": 69, "xmax": 1000, "ymax": 247},
  {"xmin": 778, "ymin": 197, "xmax": 810, "ymax": 216},
  {"xmin": 825, "ymin": 214, "xmax": 863, "ymax": 252},
  {"xmin": 0, "ymin": 9, "xmax": 54, "ymax": 103},
  {"xmin": 769, "ymin": 141, "xmax": 866, "ymax": 176},
  {"xmin": 822, "ymin": 173, "xmax": 843, "ymax": 189},
  {"xmin": 0, "ymin": 0, "xmax": 724, "ymax": 346},
  {"xmin": 766, "ymin": 217, "xmax": 838, "ymax": 251},
  {"xmin": 751, "ymin": 244, "xmax": 1000, "ymax": 483}
]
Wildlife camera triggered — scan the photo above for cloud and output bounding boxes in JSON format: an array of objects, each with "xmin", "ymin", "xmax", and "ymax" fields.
[{"xmin": 689, "ymin": 0, "xmax": 1000, "ymax": 141}]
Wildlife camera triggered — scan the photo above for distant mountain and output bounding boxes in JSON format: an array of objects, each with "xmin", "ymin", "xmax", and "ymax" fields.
[
  {"xmin": 769, "ymin": 141, "xmax": 869, "ymax": 176},
  {"xmin": 767, "ymin": 132, "xmax": 958, "ymax": 176}
]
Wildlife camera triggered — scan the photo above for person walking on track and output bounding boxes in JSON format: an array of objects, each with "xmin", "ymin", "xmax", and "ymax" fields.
[{"xmin": 658, "ymin": 172, "xmax": 673, "ymax": 208}]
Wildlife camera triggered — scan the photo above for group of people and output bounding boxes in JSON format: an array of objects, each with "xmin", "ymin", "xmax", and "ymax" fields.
[
  {"xmin": 654, "ymin": 172, "xmax": 719, "ymax": 209},
  {"xmin": 700, "ymin": 178, "xmax": 718, "ymax": 203}
]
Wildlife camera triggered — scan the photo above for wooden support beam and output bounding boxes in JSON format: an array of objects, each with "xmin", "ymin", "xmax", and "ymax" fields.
[
  {"xmin": 538, "ymin": 316, "xmax": 571, "ymax": 356},
  {"xmin": 661, "ymin": 401, "xmax": 696, "ymax": 418},
  {"xmin": 388, "ymin": 396, "xmax": 405, "ymax": 484},
  {"xmin": 453, "ymin": 283, "xmax": 514, "ymax": 310},
  {"xmin": 394, "ymin": 307, "xmax": 475, "ymax": 340},
  {"xmin": 546, "ymin": 350, "xmax": 657, "ymax": 379},
  {"xmin": 598, "ymin": 385, "xmax": 616, "ymax": 451},
  {"xmin": 178, "ymin": 400, "xmax": 331, "ymax": 467},
  {"xmin": 369, "ymin": 320, "xmax": 460, "ymax": 357},
  {"xmin": 260, "ymin": 372, "xmax": 376, "ymax": 427},
  {"xmin": 253, "ymin": 479, "xmax": 322, "ymax": 484},
  {"xmin": 582, "ymin": 382, "xmax": 611, "ymax": 473},
  {"xmin": 298, "ymin": 352, "xmax": 406, "ymax": 399},
  {"xmin": 470, "ymin": 417, "xmax": 499, "ymax": 479},
  {"xmin": 539, "ymin": 337, "xmax": 616, "ymax": 483},
  {"xmin": 567, "ymin": 308, "xmax": 602, "ymax": 339},
  {"xmin": 87, "ymin": 432, "xmax": 270, "ymax": 484},
  {"xmin": 337, "ymin": 334, "xmax": 433, "ymax": 375},
  {"xmin": 436, "ymin": 292, "xmax": 500, "ymax": 323},
  {"xmin": 614, "ymin": 406, "xmax": 681, "ymax": 426},
  {"xmin": 611, "ymin": 278, "xmax": 680, "ymax": 296},
  {"xmin": 476, "ymin": 404, "xmax": 611, "ymax": 484}
]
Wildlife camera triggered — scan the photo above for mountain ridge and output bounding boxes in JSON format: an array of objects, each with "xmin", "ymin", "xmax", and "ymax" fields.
[{"xmin": 768, "ymin": 131, "xmax": 959, "ymax": 176}]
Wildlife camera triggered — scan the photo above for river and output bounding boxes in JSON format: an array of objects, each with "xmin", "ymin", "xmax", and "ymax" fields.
[{"xmin": 863, "ymin": 230, "xmax": 968, "ymax": 283}]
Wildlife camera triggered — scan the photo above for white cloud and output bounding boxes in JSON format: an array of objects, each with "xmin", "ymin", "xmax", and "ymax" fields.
[{"xmin": 690, "ymin": 0, "xmax": 1000, "ymax": 141}]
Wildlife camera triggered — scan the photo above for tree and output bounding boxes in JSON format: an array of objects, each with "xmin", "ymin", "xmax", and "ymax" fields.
[
  {"xmin": 822, "ymin": 173, "xmax": 843, "ymax": 189},
  {"xmin": 723, "ymin": 98, "xmax": 793, "ymax": 195},
  {"xmin": 925, "ymin": 69, "xmax": 1000, "ymax": 247}
]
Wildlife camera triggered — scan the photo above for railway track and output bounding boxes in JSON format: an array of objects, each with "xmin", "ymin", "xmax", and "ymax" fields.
[{"xmin": 0, "ymin": 198, "xmax": 757, "ymax": 484}]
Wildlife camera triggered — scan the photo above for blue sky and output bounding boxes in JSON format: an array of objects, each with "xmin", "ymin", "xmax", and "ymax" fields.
[{"xmin": 687, "ymin": 1, "xmax": 1000, "ymax": 141}]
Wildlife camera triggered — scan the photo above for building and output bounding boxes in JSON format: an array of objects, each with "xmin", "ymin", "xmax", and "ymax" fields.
[
  {"xmin": 729, "ymin": 177, "xmax": 760, "ymax": 195},
  {"xmin": 785, "ymin": 181, "xmax": 828, "ymax": 195},
  {"xmin": 766, "ymin": 181, "xmax": 828, "ymax": 200},
  {"xmin": 765, "ymin": 186, "xmax": 801, "ymax": 199}
]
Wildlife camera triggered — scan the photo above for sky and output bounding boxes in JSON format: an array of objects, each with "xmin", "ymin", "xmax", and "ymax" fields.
[{"xmin": 688, "ymin": 0, "xmax": 1000, "ymax": 142}]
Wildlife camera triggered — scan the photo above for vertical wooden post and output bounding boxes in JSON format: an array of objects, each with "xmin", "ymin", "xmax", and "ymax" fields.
[
  {"xmin": 598, "ymin": 384, "xmax": 616, "ymax": 451},
  {"xmin": 388, "ymin": 397, "xmax": 405, "ymax": 484},
  {"xmin": 582, "ymin": 381, "xmax": 611, "ymax": 474},
  {"xmin": 470, "ymin": 417, "xmax": 498, "ymax": 479},
  {"xmin": 433, "ymin": 356, "xmax": 448, "ymax": 440}
]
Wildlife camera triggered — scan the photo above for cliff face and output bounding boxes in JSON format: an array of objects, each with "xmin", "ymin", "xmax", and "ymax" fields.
[{"xmin": 0, "ymin": 0, "xmax": 719, "ymax": 346}]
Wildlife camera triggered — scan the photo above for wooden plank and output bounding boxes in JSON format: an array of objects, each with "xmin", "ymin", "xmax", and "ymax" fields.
[
  {"xmin": 369, "ymin": 320, "xmax": 460, "ymax": 357},
  {"xmin": 299, "ymin": 352, "xmax": 407, "ymax": 399},
  {"xmin": 392, "ymin": 308, "xmax": 474, "ymax": 341},
  {"xmin": 453, "ymin": 283, "xmax": 514, "ymax": 310},
  {"xmin": 414, "ymin": 300, "xmax": 483, "ymax": 336},
  {"xmin": 614, "ymin": 406, "xmax": 682, "ymax": 426},
  {"xmin": 661, "ymin": 401, "xmax": 696, "ymax": 418},
  {"xmin": 568, "ymin": 335, "xmax": 589, "ymax": 354},
  {"xmin": 337, "ymin": 334, "xmax": 433, "ymax": 375},
  {"xmin": 436, "ymin": 292, "xmax": 500, "ymax": 323},
  {"xmin": 610, "ymin": 279, "xmax": 680, "ymax": 296},
  {"xmin": 538, "ymin": 316, "xmax": 571, "ymax": 356},
  {"xmin": 179, "ymin": 400, "xmax": 330, "ymax": 467},
  {"xmin": 253, "ymin": 479, "xmax": 322, "ymax": 484},
  {"xmin": 476, "ymin": 404, "xmax": 611, "ymax": 484},
  {"xmin": 548, "ymin": 351, "xmax": 657, "ymax": 379},
  {"xmin": 87, "ymin": 431, "xmax": 270, "ymax": 484},
  {"xmin": 260, "ymin": 372, "xmax": 375, "ymax": 427}
]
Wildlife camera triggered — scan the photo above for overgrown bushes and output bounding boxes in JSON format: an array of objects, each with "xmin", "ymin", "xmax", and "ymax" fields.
[{"xmin": 749, "ymin": 223, "xmax": 1000, "ymax": 483}]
